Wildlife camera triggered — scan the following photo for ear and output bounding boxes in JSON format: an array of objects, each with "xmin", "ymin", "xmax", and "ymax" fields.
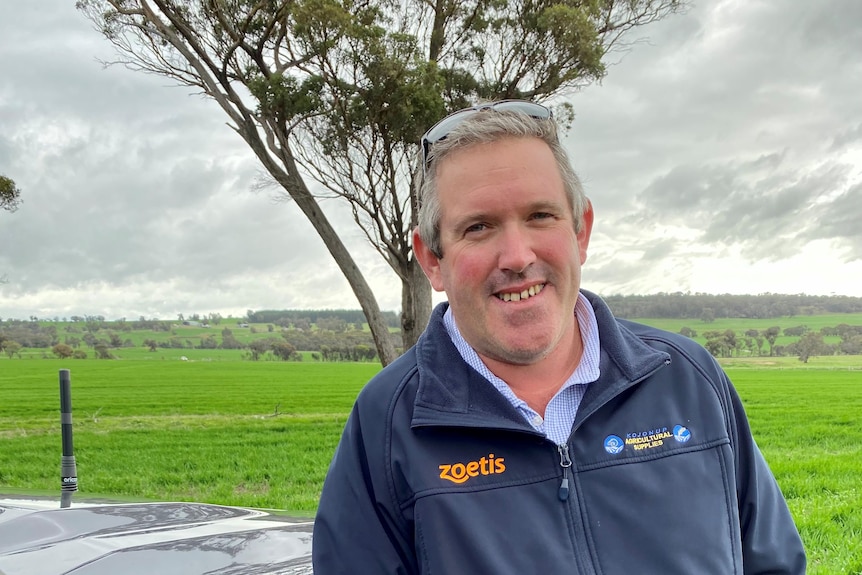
[
  {"xmin": 412, "ymin": 227, "xmax": 446, "ymax": 292},
  {"xmin": 577, "ymin": 200, "xmax": 594, "ymax": 265}
]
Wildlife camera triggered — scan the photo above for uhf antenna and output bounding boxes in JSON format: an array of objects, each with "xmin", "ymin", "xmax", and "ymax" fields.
[{"xmin": 59, "ymin": 369, "xmax": 78, "ymax": 508}]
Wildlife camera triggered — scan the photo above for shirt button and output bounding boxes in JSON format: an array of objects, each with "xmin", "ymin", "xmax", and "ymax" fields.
[{"xmin": 532, "ymin": 414, "xmax": 544, "ymax": 426}]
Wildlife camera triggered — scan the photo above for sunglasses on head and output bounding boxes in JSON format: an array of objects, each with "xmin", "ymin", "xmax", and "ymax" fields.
[{"xmin": 420, "ymin": 100, "xmax": 552, "ymax": 171}]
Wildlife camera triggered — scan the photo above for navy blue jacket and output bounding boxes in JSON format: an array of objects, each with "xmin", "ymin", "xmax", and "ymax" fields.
[{"xmin": 313, "ymin": 292, "xmax": 806, "ymax": 574}]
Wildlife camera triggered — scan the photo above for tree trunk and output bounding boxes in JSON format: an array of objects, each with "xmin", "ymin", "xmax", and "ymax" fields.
[
  {"xmin": 289, "ymin": 188, "xmax": 398, "ymax": 366},
  {"xmin": 248, "ymin": 133, "xmax": 399, "ymax": 366},
  {"xmin": 400, "ymin": 257, "xmax": 432, "ymax": 351}
]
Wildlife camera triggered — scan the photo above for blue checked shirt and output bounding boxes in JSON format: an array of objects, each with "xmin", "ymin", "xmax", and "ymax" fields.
[{"xmin": 443, "ymin": 292, "xmax": 601, "ymax": 445}]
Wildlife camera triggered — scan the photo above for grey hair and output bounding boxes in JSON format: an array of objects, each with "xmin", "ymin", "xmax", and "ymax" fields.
[{"xmin": 415, "ymin": 110, "xmax": 588, "ymax": 258}]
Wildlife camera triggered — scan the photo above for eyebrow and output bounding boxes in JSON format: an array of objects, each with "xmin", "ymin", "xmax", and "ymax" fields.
[{"xmin": 446, "ymin": 200, "xmax": 568, "ymax": 233}]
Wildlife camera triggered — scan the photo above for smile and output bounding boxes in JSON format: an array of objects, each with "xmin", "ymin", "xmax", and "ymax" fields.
[{"xmin": 497, "ymin": 283, "xmax": 545, "ymax": 302}]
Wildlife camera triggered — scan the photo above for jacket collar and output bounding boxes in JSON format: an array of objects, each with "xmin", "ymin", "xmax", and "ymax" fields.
[{"xmin": 411, "ymin": 291, "xmax": 669, "ymax": 430}]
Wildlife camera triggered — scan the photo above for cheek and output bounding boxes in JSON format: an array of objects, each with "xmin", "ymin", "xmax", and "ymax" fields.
[
  {"xmin": 540, "ymin": 240, "xmax": 582, "ymax": 278},
  {"xmin": 443, "ymin": 250, "xmax": 489, "ymax": 289}
]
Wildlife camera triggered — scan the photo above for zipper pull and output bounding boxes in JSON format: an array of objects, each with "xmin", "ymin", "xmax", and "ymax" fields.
[{"xmin": 557, "ymin": 444, "xmax": 572, "ymax": 501}]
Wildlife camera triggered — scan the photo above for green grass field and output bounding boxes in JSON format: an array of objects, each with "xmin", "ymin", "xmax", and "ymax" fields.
[
  {"xmin": 0, "ymin": 361, "xmax": 374, "ymax": 511},
  {"xmin": 629, "ymin": 312, "xmax": 862, "ymax": 334},
  {"xmin": 631, "ymin": 313, "xmax": 862, "ymax": 351},
  {"xmin": 1, "ymin": 358, "xmax": 860, "ymax": 573}
]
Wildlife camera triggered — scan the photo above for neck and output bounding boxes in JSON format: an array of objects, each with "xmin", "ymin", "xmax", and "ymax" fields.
[{"xmin": 481, "ymin": 322, "xmax": 584, "ymax": 416}]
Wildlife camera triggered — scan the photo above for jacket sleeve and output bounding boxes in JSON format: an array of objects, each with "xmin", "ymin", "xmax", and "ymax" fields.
[
  {"xmin": 312, "ymin": 402, "xmax": 418, "ymax": 575},
  {"xmin": 725, "ymin": 376, "xmax": 807, "ymax": 574}
]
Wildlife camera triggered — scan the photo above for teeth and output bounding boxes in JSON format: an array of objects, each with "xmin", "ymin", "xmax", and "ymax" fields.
[{"xmin": 499, "ymin": 284, "xmax": 544, "ymax": 302}]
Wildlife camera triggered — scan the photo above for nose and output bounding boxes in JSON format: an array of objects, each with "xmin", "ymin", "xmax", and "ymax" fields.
[{"xmin": 497, "ymin": 225, "xmax": 536, "ymax": 274}]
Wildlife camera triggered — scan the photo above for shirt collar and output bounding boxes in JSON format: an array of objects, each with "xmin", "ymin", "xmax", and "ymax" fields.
[{"xmin": 443, "ymin": 291, "xmax": 601, "ymax": 391}]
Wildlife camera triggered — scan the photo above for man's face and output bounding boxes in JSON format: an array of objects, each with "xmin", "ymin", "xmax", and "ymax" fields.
[{"xmin": 414, "ymin": 136, "xmax": 593, "ymax": 366}]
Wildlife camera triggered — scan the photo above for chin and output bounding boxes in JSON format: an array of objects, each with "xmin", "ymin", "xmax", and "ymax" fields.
[{"xmin": 493, "ymin": 339, "xmax": 554, "ymax": 364}]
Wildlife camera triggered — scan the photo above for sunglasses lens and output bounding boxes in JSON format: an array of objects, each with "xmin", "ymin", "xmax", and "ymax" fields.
[
  {"xmin": 423, "ymin": 109, "xmax": 477, "ymax": 150},
  {"xmin": 421, "ymin": 100, "xmax": 551, "ymax": 169},
  {"xmin": 490, "ymin": 101, "xmax": 551, "ymax": 119}
]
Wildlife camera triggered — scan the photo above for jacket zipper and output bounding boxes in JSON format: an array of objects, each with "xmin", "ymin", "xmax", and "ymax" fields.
[
  {"xmin": 554, "ymin": 359, "xmax": 670, "ymax": 575},
  {"xmin": 557, "ymin": 443, "xmax": 572, "ymax": 501}
]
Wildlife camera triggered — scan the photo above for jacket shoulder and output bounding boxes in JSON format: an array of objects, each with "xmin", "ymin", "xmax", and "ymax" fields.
[
  {"xmin": 353, "ymin": 347, "xmax": 420, "ymax": 412},
  {"xmin": 618, "ymin": 319, "xmax": 726, "ymax": 380}
]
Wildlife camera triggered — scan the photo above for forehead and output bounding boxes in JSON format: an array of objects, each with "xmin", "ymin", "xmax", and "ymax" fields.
[{"xmin": 434, "ymin": 137, "xmax": 566, "ymax": 207}]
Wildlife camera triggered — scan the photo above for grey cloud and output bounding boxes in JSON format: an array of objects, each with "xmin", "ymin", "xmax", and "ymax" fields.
[
  {"xmin": 802, "ymin": 182, "xmax": 862, "ymax": 261},
  {"xmin": 699, "ymin": 163, "xmax": 843, "ymax": 244},
  {"xmin": 792, "ymin": 0, "xmax": 862, "ymax": 59},
  {"xmin": 639, "ymin": 237, "xmax": 680, "ymax": 263},
  {"xmin": 0, "ymin": 98, "xmax": 336, "ymax": 291},
  {"xmin": 617, "ymin": 152, "xmax": 855, "ymax": 265},
  {"xmin": 831, "ymin": 123, "xmax": 862, "ymax": 152},
  {"xmin": 585, "ymin": 252, "xmax": 695, "ymax": 296},
  {"xmin": 584, "ymin": 234, "xmax": 695, "ymax": 290},
  {"xmin": 585, "ymin": 257, "xmax": 656, "ymax": 292},
  {"xmin": 714, "ymin": 162, "xmax": 848, "ymax": 245},
  {"xmin": 633, "ymin": 152, "xmax": 789, "ymax": 223},
  {"xmin": 570, "ymin": 0, "xmax": 862, "ymax": 209}
]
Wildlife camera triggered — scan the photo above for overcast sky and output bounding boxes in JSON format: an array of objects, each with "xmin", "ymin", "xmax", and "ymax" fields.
[{"xmin": 1, "ymin": 0, "xmax": 860, "ymax": 321}]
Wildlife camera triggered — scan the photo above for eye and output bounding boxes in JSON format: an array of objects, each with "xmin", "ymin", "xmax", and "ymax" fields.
[
  {"xmin": 464, "ymin": 222, "xmax": 488, "ymax": 234},
  {"xmin": 530, "ymin": 211, "xmax": 556, "ymax": 221}
]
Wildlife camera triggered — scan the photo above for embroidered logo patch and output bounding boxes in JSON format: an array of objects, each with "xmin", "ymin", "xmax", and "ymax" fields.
[
  {"xmin": 439, "ymin": 453, "xmax": 506, "ymax": 484},
  {"xmin": 625, "ymin": 427, "xmax": 672, "ymax": 451},
  {"xmin": 604, "ymin": 435, "xmax": 625, "ymax": 455},
  {"xmin": 614, "ymin": 424, "xmax": 693, "ymax": 452},
  {"xmin": 673, "ymin": 424, "xmax": 692, "ymax": 443}
]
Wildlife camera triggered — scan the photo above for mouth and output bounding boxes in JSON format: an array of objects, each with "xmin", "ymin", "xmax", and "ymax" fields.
[{"xmin": 496, "ymin": 283, "xmax": 545, "ymax": 302}]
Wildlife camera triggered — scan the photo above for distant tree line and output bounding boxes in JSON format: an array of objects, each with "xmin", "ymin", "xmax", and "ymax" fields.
[
  {"xmin": 245, "ymin": 309, "xmax": 400, "ymax": 329},
  {"xmin": 3, "ymin": 296, "xmax": 861, "ymax": 364},
  {"xmin": 0, "ymin": 320, "xmax": 61, "ymax": 348},
  {"xmin": 0, "ymin": 319, "xmax": 393, "ymax": 362},
  {"xmin": 679, "ymin": 324, "xmax": 862, "ymax": 363},
  {"xmin": 604, "ymin": 293, "xmax": 862, "ymax": 319},
  {"xmin": 8, "ymin": 293, "xmax": 861, "ymax": 327},
  {"xmin": 140, "ymin": 326, "xmax": 394, "ymax": 362},
  {"xmin": 64, "ymin": 315, "xmax": 175, "ymax": 332}
]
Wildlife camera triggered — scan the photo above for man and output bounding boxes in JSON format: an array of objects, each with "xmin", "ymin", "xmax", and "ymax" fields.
[{"xmin": 312, "ymin": 101, "xmax": 806, "ymax": 573}]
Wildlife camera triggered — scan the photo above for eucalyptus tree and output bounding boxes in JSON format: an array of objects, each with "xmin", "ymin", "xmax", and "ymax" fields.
[{"xmin": 77, "ymin": 0, "xmax": 683, "ymax": 365}]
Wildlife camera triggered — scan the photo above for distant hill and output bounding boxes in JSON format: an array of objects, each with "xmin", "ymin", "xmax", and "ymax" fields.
[
  {"xmin": 600, "ymin": 293, "xmax": 862, "ymax": 320},
  {"xmin": 3, "ymin": 294, "xmax": 861, "ymax": 326}
]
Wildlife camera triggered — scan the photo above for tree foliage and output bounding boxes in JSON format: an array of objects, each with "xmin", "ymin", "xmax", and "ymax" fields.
[
  {"xmin": 52, "ymin": 343, "xmax": 75, "ymax": 359},
  {"xmin": 3, "ymin": 341, "xmax": 22, "ymax": 359},
  {"xmin": 0, "ymin": 175, "xmax": 21, "ymax": 213},
  {"xmin": 77, "ymin": 0, "xmax": 684, "ymax": 364},
  {"xmin": 0, "ymin": 174, "xmax": 21, "ymax": 283},
  {"xmin": 795, "ymin": 332, "xmax": 826, "ymax": 364},
  {"xmin": 762, "ymin": 326, "xmax": 781, "ymax": 357}
]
